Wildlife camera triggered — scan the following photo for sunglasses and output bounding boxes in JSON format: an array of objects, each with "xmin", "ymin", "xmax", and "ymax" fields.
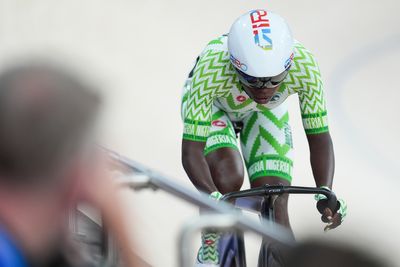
[{"xmin": 235, "ymin": 66, "xmax": 291, "ymax": 89}]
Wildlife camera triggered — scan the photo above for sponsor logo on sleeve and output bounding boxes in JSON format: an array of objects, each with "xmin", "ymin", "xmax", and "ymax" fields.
[{"xmin": 284, "ymin": 52, "xmax": 294, "ymax": 70}]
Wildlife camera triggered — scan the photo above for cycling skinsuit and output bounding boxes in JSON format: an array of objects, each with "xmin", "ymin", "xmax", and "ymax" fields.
[{"xmin": 181, "ymin": 35, "xmax": 329, "ymax": 182}]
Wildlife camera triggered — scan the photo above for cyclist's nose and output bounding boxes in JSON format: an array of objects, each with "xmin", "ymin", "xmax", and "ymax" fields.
[{"xmin": 253, "ymin": 88, "xmax": 276, "ymax": 96}]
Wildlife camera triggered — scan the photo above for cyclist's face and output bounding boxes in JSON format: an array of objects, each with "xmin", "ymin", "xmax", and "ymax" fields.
[{"xmin": 242, "ymin": 84, "xmax": 280, "ymax": 104}]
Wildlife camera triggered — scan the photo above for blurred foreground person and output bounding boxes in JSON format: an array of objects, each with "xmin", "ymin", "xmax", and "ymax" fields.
[
  {"xmin": 284, "ymin": 240, "xmax": 390, "ymax": 267},
  {"xmin": 0, "ymin": 62, "xmax": 143, "ymax": 267}
]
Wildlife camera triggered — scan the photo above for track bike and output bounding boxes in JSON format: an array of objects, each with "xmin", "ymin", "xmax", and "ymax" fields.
[{"xmin": 215, "ymin": 184, "xmax": 337, "ymax": 267}]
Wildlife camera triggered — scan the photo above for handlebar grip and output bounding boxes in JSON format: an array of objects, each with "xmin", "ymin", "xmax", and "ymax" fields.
[
  {"xmin": 326, "ymin": 191, "xmax": 337, "ymax": 212},
  {"xmin": 316, "ymin": 190, "xmax": 338, "ymax": 215}
]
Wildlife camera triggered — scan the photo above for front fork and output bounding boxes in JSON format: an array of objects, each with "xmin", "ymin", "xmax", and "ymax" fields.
[{"xmin": 258, "ymin": 195, "xmax": 279, "ymax": 267}]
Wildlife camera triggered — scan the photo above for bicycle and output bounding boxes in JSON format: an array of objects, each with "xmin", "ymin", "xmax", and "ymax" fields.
[
  {"xmin": 214, "ymin": 184, "xmax": 337, "ymax": 267},
  {"xmin": 70, "ymin": 147, "xmax": 330, "ymax": 267}
]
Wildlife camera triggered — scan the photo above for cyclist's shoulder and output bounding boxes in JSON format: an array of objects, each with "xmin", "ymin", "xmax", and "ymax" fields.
[
  {"xmin": 292, "ymin": 40, "xmax": 319, "ymax": 68},
  {"xmin": 199, "ymin": 34, "xmax": 229, "ymax": 57},
  {"xmin": 206, "ymin": 34, "xmax": 228, "ymax": 50},
  {"xmin": 284, "ymin": 40, "xmax": 322, "ymax": 92},
  {"xmin": 190, "ymin": 34, "xmax": 236, "ymax": 90}
]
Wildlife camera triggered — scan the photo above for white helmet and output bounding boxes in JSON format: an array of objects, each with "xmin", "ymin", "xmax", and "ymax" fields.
[{"xmin": 228, "ymin": 10, "xmax": 294, "ymax": 79}]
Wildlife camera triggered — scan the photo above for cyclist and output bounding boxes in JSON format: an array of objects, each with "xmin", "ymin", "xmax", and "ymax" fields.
[{"xmin": 181, "ymin": 10, "xmax": 347, "ymax": 266}]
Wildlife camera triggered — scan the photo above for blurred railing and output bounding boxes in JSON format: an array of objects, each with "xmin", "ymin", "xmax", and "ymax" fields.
[{"xmin": 73, "ymin": 148, "xmax": 294, "ymax": 266}]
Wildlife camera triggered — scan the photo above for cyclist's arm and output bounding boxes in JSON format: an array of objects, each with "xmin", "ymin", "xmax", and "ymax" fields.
[
  {"xmin": 181, "ymin": 42, "xmax": 233, "ymax": 194},
  {"xmin": 306, "ymin": 132, "xmax": 334, "ymax": 188},
  {"xmin": 182, "ymin": 139, "xmax": 218, "ymax": 193},
  {"xmin": 294, "ymin": 46, "xmax": 345, "ymax": 228},
  {"xmin": 293, "ymin": 42, "xmax": 334, "ymax": 188},
  {"xmin": 181, "ymin": 51, "xmax": 219, "ymax": 194}
]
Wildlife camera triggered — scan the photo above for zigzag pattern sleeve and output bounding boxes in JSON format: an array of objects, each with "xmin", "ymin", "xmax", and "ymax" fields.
[
  {"xmin": 182, "ymin": 49, "xmax": 224, "ymax": 141},
  {"xmin": 290, "ymin": 43, "xmax": 329, "ymax": 134}
]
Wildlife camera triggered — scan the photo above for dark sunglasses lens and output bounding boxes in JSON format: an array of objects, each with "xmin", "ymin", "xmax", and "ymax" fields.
[
  {"xmin": 271, "ymin": 71, "xmax": 289, "ymax": 83},
  {"xmin": 236, "ymin": 68, "xmax": 290, "ymax": 89},
  {"xmin": 237, "ymin": 70, "xmax": 256, "ymax": 83}
]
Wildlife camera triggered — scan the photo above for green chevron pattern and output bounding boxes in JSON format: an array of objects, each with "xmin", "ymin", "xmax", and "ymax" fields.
[
  {"xmin": 182, "ymin": 36, "xmax": 329, "ymax": 142},
  {"xmin": 284, "ymin": 42, "xmax": 329, "ymax": 134},
  {"xmin": 257, "ymin": 108, "xmax": 289, "ymax": 130},
  {"xmin": 241, "ymin": 109, "xmax": 290, "ymax": 150},
  {"xmin": 197, "ymin": 232, "xmax": 220, "ymax": 264},
  {"xmin": 245, "ymin": 124, "xmax": 291, "ymax": 163},
  {"xmin": 185, "ymin": 49, "xmax": 239, "ymax": 122},
  {"xmin": 182, "ymin": 40, "xmax": 243, "ymax": 141},
  {"xmin": 239, "ymin": 108, "xmax": 293, "ymax": 182},
  {"xmin": 196, "ymin": 191, "xmax": 222, "ymax": 264},
  {"xmin": 184, "ymin": 50, "xmax": 238, "ymax": 134},
  {"xmin": 226, "ymin": 94, "xmax": 254, "ymax": 110},
  {"xmin": 244, "ymin": 120, "xmax": 293, "ymax": 182},
  {"xmin": 259, "ymin": 125, "xmax": 291, "ymax": 157},
  {"xmin": 207, "ymin": 35, "xmax": 225, "ymax": 45}
]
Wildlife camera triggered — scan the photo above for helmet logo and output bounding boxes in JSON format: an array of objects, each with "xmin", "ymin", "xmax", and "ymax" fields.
[
  {"xmin": 230, "ymin": 54, "xmax": 248, "ymax": 71},
  {"xmin": 250, "ymin": 10, "xmax": 273, "ymax": 51},
  {"xmin": 284, "ymin": 52, "xmax": 294, "ymax": 70}
]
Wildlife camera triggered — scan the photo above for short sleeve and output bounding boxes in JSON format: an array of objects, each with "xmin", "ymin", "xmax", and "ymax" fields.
[
  {"xmin": 291, "ymin": 43, "xmax": 329, "ymax": 134},
  {"xmin": 182, "ymin": 36, "xmax": 234, "ymax": 141},
  {"xmin": 182, "ymin": 51, "xmax": 223, "ymax": 141}
]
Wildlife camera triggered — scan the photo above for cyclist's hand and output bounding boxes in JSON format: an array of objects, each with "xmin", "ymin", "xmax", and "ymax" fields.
[
  {"xmin": 210, "ymin": 191, "xmax": 223, "ymax": 200},
  {"xmin": 315, "ymin": 187, "xmax": 347, "ymax": 232},
  {"xmin": 320, "ymin": 203, "xmax": 342, "ymax": 231}
]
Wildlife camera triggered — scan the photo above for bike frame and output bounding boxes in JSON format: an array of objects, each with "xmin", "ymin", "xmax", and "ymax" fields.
[
  {"xmin": 217, "ymin": 184, "xmax": 337, "ymax": 267},
  {"xmin": 73, "ymin": 147, "xmax": 295, "ymax": 267},
  {"xmin": 72, "ymin": 147, "xmax": 337, "ymax": 267}
]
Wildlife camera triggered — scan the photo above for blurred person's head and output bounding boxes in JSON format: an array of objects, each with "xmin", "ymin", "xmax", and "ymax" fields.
[
  {"xmin": 0, "ymin": 62, "xmax": 100, "ymax": 184},
  {"xmin": 285, "ymin": 239, "xmax": 389, "ymax": 267},
  {"xmin": 0, "ymin": 61, "xmax": 100, "ymax": 265}
]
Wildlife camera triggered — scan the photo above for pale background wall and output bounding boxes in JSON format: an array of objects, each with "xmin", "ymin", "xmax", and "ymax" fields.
[{"xmin": 0, "ymin": 0, "xmax": 399, "ymax": 266}]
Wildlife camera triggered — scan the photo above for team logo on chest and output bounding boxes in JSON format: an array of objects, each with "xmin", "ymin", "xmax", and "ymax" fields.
[
  {"xmin": 270, "ymin": 93, "xmax": 282, "ymax": 103},
  {"xmin": 212, "ymin": 120, "xmax": 227, "ymax": 128},
  {"xmin": 250, "ymin": 10, "xmax": 273, "ymax": 51},
  {"xmin": 236, "ymin": 95, "xmax": 247, "ymax": 102}
]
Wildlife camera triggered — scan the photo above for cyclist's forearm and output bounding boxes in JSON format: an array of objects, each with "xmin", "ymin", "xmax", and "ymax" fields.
[
  {"xmin": 182, "ymin": 139, "xmax": 218, "ymax": 193},
  {"xmin": 306, "ymin": 132, "xmax": 335, "ymax": 189}
]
